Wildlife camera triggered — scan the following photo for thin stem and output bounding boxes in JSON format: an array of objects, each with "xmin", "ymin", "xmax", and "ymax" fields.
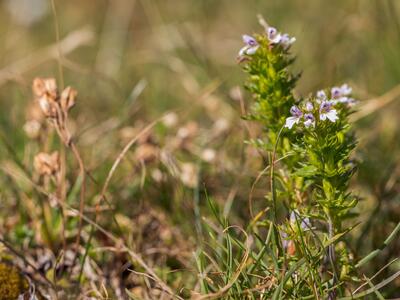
[
  {"xmin": 77, "ymin": 204, "xmax": 98, "ymax": 284},
  {"xmin": 327, "ymin": 213, "xmax": 339, "ymax": 299},
  {"xmin": 70, "ymin": 141, "xmax": 86, "ymax": 266},
  {"xmin": 49, "ymin": 0, "xmax": 65, "ymax": 90},
  {"xmin": 270, "ymin": 126, "xmax": 284, "ymax": 260},
  {"xmin": 270, "ymin": 127, "xmax": 284, "ymax": 222}
]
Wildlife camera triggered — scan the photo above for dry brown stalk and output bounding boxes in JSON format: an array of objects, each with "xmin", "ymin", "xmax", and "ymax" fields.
[
  {"xmin": 32, "ymin": 77, "xmax": 86, "ymax": 268},
  {"xmin": 0, "ymin": 27, "xmax": 94, "ymax": 86}
]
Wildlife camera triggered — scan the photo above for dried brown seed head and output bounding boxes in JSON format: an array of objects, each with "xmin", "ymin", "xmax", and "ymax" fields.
[
  {"xmin": 34, "ymin": 151, "xmax": 60, "ymax": 176},
  {"xmin": 32, "ymin": 77, "xmax": 57, "ymax": 99},
  {"xmin": 60, "ymin": 86, "xmax": 77, "ymax": 113},
  {"xmin": 33, "ymin": 78, "xmax": 59, "ymax": 118}
]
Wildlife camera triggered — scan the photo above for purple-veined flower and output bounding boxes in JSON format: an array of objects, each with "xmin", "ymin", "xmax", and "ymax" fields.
[
  {"xmin": 319, "ymin": 101, "xmax": 339, "ymax": 122},
  {"xmin": 330, "ymin": 83, "xmax": 355, "ymax": 105},
  {"xmin": 280, "ymin": 33, "xmax": 296, "ymax": 50},
  {"xmin": 304, "ymin": 113, "xmax": 315, "ymax": 128},
  {"xmin": 290, "ymin": 210, "xmax": 311, "ymax": 230},
  {"xmin": 340, "ymin": 83, "xmax": 352, "ymax": 96},
  {"xmin": 281, "ymin": 230, "xmax": 289, "ymax": 249},
  {"xmin": 281, "ymin": 210, "xmax": 311, "ymax": 254},
  {"xmin": 238, "ymin": 34, "xmax": 259, "ymax": 56},
  {"xmin": 331, "ymin": 83, "xmax": 352, "ymax": 99},
  {"xmin": 267, "ymin": 27, "xmax": 281, "ymax": 44},
  {"xmin": 305, "ymin": 101, "xmax": 313, "ymax": 112},
  {"xmin": 285, "ymin": 105, "xmax": 303, "ymax": 129},
  {"xmin": 316, "ymin": 90, "xmax": 327, "ymax": 103},
  {"xmin": 331, "ymin": 87, "xmax": 342, "ymax": 99}
]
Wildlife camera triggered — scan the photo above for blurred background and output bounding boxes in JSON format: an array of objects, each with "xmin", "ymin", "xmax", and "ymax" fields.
[{"xmin": 0, "ymin": 0, "xmax": 399, "ymax": 297}]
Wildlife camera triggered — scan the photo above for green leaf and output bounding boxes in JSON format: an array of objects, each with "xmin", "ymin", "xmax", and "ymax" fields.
[{"xmin": 294, "ymin": 165, "xmax": 318, "ymax": 177}]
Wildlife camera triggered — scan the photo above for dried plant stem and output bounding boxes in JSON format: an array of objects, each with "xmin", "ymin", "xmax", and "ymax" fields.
[
  {"xmin": 63, "ymin": 204, "xmax": 179, "ymax": 299},
  {"xmin": 57, "ymin": 147, "xmax": 67, "ymax": 256},
  {"xmin": 100, "ymin": 114, "xmax": 168, "ymax": 201},
  {"xmin": 50, "ymin": 0, "xmax": 65, "ymax": 89},
  {"xmin": 70, "ymin": 142, "xmax": 86, "ymax": 258}
]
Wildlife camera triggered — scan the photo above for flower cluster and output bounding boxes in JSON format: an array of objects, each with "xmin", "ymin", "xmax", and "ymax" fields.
[
  {"xmin": 317, "ymin": 83, "xmax": 356, "ymax": 106},
  {"xmin": 266, "ymin": 26, "xmax": 296, "ymax": 49},
  {"xmin": 32, "ymin": 78, "xmax": 77, "ymax": 145},
  {"xmin": 285, "ymin": 83, "xmax": 356, "ymax": 130},
  {"xmin": 33, "ymin": 78, "xmax": 76, "ymax": 119},
  {"xmin": 238, "ymin": 24, "xmax": 296, "ymax": 57},
  {"xmin": 238, "ymin": 35, "xmax": 259, "ymax": 56}
]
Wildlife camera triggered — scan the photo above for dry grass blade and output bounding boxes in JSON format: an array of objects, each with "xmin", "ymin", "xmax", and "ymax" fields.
[
  {"xmin": 64, "ymin": 205, "xmax": 181, "ymax": 299},
  {"xmin": 100, "ymin": 113, "xmax": 173, "ymax": 201},
  {"xmin": 0, "ymin": 27, "xmax": 94, "ymax": 86},
  {"xmin": 351, "ymin": 83, "xmax": 400, "ymax": 121},
  {"xmin": 248, "ymin": 153, "xmax": 292, "ymax": 218}
]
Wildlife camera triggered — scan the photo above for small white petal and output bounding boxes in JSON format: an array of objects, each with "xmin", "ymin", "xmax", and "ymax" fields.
[
  {"xmin": 238, "ymin": 46, "xmax": 248, "ymax": 56},
  {"xmin": 304, "ymin": 119, "xmax": 315, "ymax": 127},
  {"xmin": 246, "ymin": 45, "xmax": 259, "ymax": 55},
  {"xmin": 290, "ymin": 210, "xmax": 297, "ymax": 224},
  {"xmin": 242, "ymin": 35, "xmax": 256, "ymax": 45},
  {"xmin": 330, "ymin": 99, "xmax": 339, "ymax": 105},
  {"xmin": 340, "ymin": 84, "xmax": 352, "ymax": 95},
  {"xmin": 319, "ymin": 113, "xmax": 327, "ymax": 121},
  {"xmin": 338, "ymin": 96, "xmax": 349, "ymax": 103},
  {"xmin": 269, "ymin": 33, "xmax": 282, "ymax": 44},
  {"xmin": 317, "ymin": 90, "xmax": 327, "ymax": 101},
  {"xmin": 301, "ymin": 217, "xmax": 311, "ymax": 230},
  {"xmin": 285, "ymin": 116, "xmax": 300, "ymax": 129},
  {"xmin": 326, "ymin": 109, "xmax": 339, "ymax": 122}
]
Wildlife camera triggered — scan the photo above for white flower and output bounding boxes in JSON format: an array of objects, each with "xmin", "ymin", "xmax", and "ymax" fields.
[
  {"xmin": 316, "ymin": 90, "xmax": 327, "ymax": 103},
  {"xmin": 340, "ymin": 83, "xmax": 352, "ymax": 96},
  {"xmin": 266, "ymin": 26, "xmax": 296, "ymax": 49},
  {"xmin": 305, "ymin": 101, "xmax": 313, "ymax": 111},
  {"xmin": 331, "ymin": 86, "xmax": 342, "ymax": 99},
  {"xmin": 319, "ymin": 101, "xmax": 339, "ymax": 122},
  {"xmin": 267, "ymin": 27, "xmax": 282, "ymax": 44},
  {"xmin": 239, "ymin": 34, "xmax": 259, "ymax": 56},
  {"xmin": 285, "ymin": 105, "xmax": 303, "ymax": 129},
  {"xmin": 303, "ymin": 113, "xmax": 315, "ymax": 128},
  {"xmin": 280, "ymin": 33, "xmax": 296, "ymax": 49},
  {"xmin": 331, "ymin": 83, "xmax": 352, "ymax": 99}
]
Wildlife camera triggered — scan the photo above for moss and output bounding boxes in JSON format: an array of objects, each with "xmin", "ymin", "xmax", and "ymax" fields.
[{"xmin": 0, "ymin": 263, "xmax": 28, "ymax": 300}]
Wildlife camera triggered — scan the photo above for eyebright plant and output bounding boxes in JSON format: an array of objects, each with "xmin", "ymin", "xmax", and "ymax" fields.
[
  {"xmin": 194, "ymin": 19, "xmax": 394, "ymax": 300},
  {"xmin": 241, "ymin": 20, "xmax": 362, "ymax": 298}
]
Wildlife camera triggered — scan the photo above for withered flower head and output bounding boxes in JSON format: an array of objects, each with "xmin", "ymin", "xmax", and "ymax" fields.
[
  {"xmin": 60, "ymin": 86, "xmax": 77, "ymax": 113},
  {"xmin": 31, "ymin": 78, "xmax": 78, "ymax": 147},
  {"xmin": 34, "ymin": 151, "xmax": 60, "ymax": 176},
  {"xmin": 32, "ymin": 77, "xmax": 57, "ymax": 99},
  {"xmin": 32, "ymin": 77, "xmax": 58, "ymax": 118}
]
